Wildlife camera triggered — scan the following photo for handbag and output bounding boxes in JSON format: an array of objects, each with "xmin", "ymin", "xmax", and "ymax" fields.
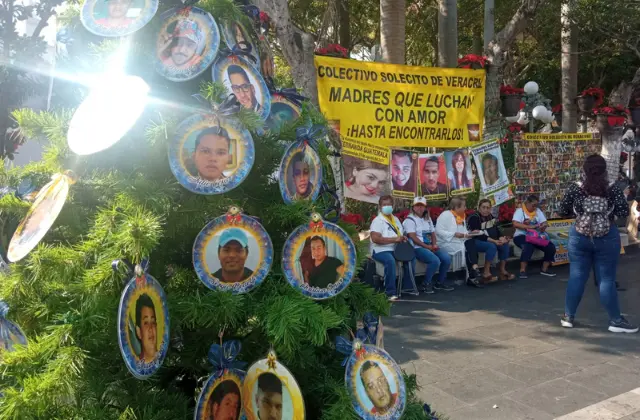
[
  {"xmin": 525, "ymin": 229, "xmax": 550, "ymax": 247},
  {"xmin": 393, "ymin": 240, "xmax": 416, "ymax": 262}
]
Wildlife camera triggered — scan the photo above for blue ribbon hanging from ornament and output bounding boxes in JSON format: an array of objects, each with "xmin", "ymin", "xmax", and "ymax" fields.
[
  {"xmin": 355, "ymin": 312, "xmax": 379, "ymax": 345},
  {"xmin": 219, "ymin": 43, "xmax": 258, "ymax": 65},
  {"xmin": 0, "ymin": 178, "xmax": 35, "ymax": 201},
  {"xmin": 208, "ymin": 340, "xmax": 247, "ymax": 372},
  {"xmin": 335, "ymin": 336, "xmax": 368, "ymax": 367},
  {"xmin": 295, "ymin": 123, "xmax": 326, "ymax": 151},
  {"xmin": 266, "ymin": 78, "xmax": 307, "ymax": 108},
  {"xmin": 0, "ymin": 300, "xmax": 26, "ymax": 350}
]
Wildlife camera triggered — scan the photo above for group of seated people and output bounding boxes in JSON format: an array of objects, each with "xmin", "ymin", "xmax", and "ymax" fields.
[{"xmin": 370, "ymin": 194, "xmax": 557, "ymax": 300}]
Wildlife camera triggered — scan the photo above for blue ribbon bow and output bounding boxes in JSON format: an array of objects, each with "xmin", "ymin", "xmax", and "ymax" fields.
[
  {"xmin": 0, "ymin": 301, "xmax": 9, "ymax": 319},
  {"xmin": 295, "ymin": 123, "xmax": 326, "ymax": 151},
  {"xmin": 0, "ymin": 178, "xmax": 35, "ymax": 201},
  {"xmin": 357, "ymin": 312, "xmax": 379, "ymax": 344},
  {"xmin": 219, "ymin": 43, "xmax": 257, "ymax": 65},
  {"xmin": 266, "ymin": 80, "xmax": 307, "ymax": 107},
  {"xmin": 208, "ymin": 340, "xmax": 247, "ymax": 372},
  {"xmin": 335, "ymin": 336, "xmax": 355, "ymax": 367}
]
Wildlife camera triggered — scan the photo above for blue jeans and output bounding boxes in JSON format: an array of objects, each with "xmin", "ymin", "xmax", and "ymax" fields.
[
  {"xmin": 565, "ymin": 225, "xmax": 622, "ymax": 321},
  {"xmin": 513, "ymin": 235, "xmax": 556, "ymax": 262},
  {"xmin": 474, "ymin": 239, "xmax": 510, "ymax": 262},
  {"xmin": 413, "ymin": 247, "xmax": 451, "ymax": 285},
  {"xmin": 372, "ymin": 251, "xmax": 411, "ymax": 296}
]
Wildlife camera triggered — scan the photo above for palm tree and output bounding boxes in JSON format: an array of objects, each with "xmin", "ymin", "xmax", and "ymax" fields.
[
  {"xmin": 561, "ymin": 0, "xmax": 578, "ymax": 132},
  {"xmin": 380, "ymin": 0, "xmax": 406, "ymax": 64},
  {"xmin": 438, "ymin": 0, "xmax": 457, "ymax": 67}
]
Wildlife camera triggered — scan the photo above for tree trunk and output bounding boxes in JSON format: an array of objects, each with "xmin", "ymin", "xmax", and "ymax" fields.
[
  {"xmin": 338, "ymin": 0, "xmax": 350, "ymax": 51},
  {"xmin": 380, "ymin": 0, "xmax": 406, "ymax": 64},
  {"xmin": 483, "ymin": 0, "xmax": 495, "ymax": 50},
  {"xmin": 437, "ymin": 0, "xmax": 458, "ymax": 67},
  {"xmin": 483, "ymin": 0, "xmax": 548, "ymax": 140},
  {"xmin": 601, "ymin": 127, "xmax": 625, "ymax": 185},
  {"xmin": 561, "ymin": 0, "xmax": 578, "ymax": 132}
]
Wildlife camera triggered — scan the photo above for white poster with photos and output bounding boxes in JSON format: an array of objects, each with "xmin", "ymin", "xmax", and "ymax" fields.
[{"xmin": 471, "ymin": 139, "xmax": 513, "ymax": 206}]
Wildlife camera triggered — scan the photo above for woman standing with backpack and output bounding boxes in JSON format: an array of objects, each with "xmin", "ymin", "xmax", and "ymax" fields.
[{"xmin": 559, "ymin": 154, "xmax": 637, "ymax": 333}]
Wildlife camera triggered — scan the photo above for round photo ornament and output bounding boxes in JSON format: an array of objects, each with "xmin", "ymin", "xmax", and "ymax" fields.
[
  {"xmin": 194, "ymin": 340, "xmax": 247, "ymax": 420},
  {"xmin": 193, "ymin": 207, "xmax": 273, "ymax": 294},
  {"xmin": 170, "ymin": 113, "xmax": 255, "ymax": 195},
  {"xmin": 282, "ymin": 213, "xmax": 356, "ymax": 300},
  {"xmin": 243, "ymin": 351, "xmax": 305, "ymax": 420},
  {"xmin": 154, "ymin": 7, "xmax": 220, "ymax": 82},
  {"xmin": 0, "ymin": 301, "xmax": 27, "ymax": 352},
  {"xmin": 117, "ymin": 263, "xmax": 170, "ymax": 380},
  {"xmin": 7, "ymin": 171, "xmax": 77, "ymax": 263},
  {"xmin": 80, "ymin": 0, "xmax": 158, "ymax": 37},
  {"xmin": 277, "ymin": 124, "xmax": 323, "ymax": 204},
  {"xmin": 212, "ymin": 53, "xmax": 271, "ymax": 121},
  {"xmin": 266, "ymin": 92, "xmax": 303, "ymax": 133},
  {"xmin": 336, "ymin": 337, "xmax": 406, "ymax": 420},
  {"xmin": 221, "ymin": 19, "xmax": 260, "ymax": 67}
]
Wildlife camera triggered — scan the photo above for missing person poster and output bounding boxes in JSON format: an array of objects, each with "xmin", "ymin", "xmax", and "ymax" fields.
[
  {"xmin": 471, "ymin": 139, "xmax": 513, "ymax": 206},
  {"xmin": 390, "ymin": 149, "xmax": 417, "ymax": 199},
  {"xmin": 418, "ymin": 153, "xmax": 447, "ymax": 201},
  {"xmin": 342, "ymin": 137, "xmax": 391, "ymax": 204},
  {"xmin": 315, "ymin": 56, "xmax": 485, "ymax": 148},
  {"xmin": 547, "ymin": 219, "xmax": 624, "ymax": 266},
  {"xmin": 444, "ymin": 149, "xmax": 474, "ymax": 197}
]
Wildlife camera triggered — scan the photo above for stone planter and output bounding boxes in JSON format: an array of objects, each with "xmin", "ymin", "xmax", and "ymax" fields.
[
  {"xmin": 596, "ymin": 113, "xmax": 626, "ymax": 133},
  {"xmin": 500, "ymin": 94, "xmax": 522, "ymax": 117},
  {"xmin": 576, "ymin": 95, "xmax": 596, "ymax": 114}
]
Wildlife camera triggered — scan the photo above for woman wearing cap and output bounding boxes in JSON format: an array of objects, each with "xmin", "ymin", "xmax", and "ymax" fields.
[
  {"xmin": 435, "ymin": 197, "xmax": 483, "ymax": 288},
  {"xmin": 467, "ymin": 199, "xmax": 514, "ymax": 282},
  {"xmin": 402, "ymin": 196, "xmax": 454, "ymax": 294}
]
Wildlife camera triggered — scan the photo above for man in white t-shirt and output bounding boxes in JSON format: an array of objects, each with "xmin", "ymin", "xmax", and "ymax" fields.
[
  {"xmin": 512, "ymin": 195, "xmax": 557, "ymax": 279},
  {"xmin": 370, "ymin": 195, "xmax": 410, "ymax": 301},
  {"xmin": 402, "ymin": 197, "xmax": 453, "ymax": 294}
]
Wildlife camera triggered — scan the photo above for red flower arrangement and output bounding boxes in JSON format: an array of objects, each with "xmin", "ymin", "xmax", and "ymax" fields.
[
  {"xmin": 594, "ymin": 106, "xmax": 629, "ymax": 127},
  {"xmin": 500, "ymin": 85, "xmax": 524, "ymax": 96},
  {"xmin": 315, "ymin": 44, "xmax": 348, "ymax": 58},
  {"xmin": 500, "ymin": 123, "xmax": 523, "ymax": 144},
  {"xmin": 519, "ymin": 101, "xmax": 526, "ymax": 110},
  {"xmin": 394, "ymin": 209, "xmax": 410, "ymax": 222},
  {"xmin": 552, "ymin": 104, "xmax": 562, "ymax": 114},
  {"xmin": 259, "ymin": 11, "xmax": 270, "ymax": 23},
  {"xmin": 580, "ymin": 87, "xmax": 606, "ymax": 106},
  {"xmin": 341, "ymin": 213, "xmax": 364, "ymax": 226},
  {"xmin": 457, "ymin": 54, "xmax": 488, "ymax": 69},
  {"xmin": 498, "ymin": 203, "xmax": 516, "ymax": 223},
  {"xmin": 429, "ymin": 206, "xmax": 444, "ymax": 222}
]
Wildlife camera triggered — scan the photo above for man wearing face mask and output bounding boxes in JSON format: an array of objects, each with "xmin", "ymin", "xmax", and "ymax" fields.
[{"xmin": 369, "ymin": 195, "xmax": 411, "ymax": 301}]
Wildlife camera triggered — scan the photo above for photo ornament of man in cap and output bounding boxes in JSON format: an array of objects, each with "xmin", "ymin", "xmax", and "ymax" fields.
[
  {"xmin": 169, "ymin": 114, "xmax": 255, "ymax": 195},
  {"xmin": 81, "ymin": 0, "xmax": 158, "ymax": 37},
  {"xmin": 193, "ymin": 209, "xmax": 273, "ymax": 294},
  {"xmin": 154, "ymin": 7, "xmax": 220, "ymax": 82}
]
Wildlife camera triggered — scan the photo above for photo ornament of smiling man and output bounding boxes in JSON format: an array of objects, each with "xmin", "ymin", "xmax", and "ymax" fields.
[
  {"xmin": 81, "ymin": 0, "xmax": 158, "ymax": 37},
  {"xmin": 154, "ymin": 7, "xmax": 220, "ymax": 82},
  {"xmin": 345, "ymin": 344, "xmax": 406, "ymax": 420},
  {"xmin": 118, "ymin": 272, "xmax": 170, "ymax": 380},
  {"xmin": 212, "ymin": 54, "xmax": 271, "ymax": 121},
  {"xmin": 389, "ymin": 149, "xmax": 417, "ymax": 199},
  {"xmin": 170, "ymin": 114, "xmax": 255, "ymax": 195},
  {"xmin": 193, "ymin": 209, "xmax": 273, "ymax": 294},
  {"xmin": 279, "ymin": 141, "xmax": 322, "ymax": 204},
  {"xmin": 243, "ymin": 351, "xmax": 305, "ymax": 420},
  {"xmin": 282, "ymin": 214, "xmax": 356, "ymax": 300}
]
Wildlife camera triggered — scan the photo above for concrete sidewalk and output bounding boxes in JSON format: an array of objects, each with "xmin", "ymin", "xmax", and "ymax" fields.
[{"xmin": 384, "ymin": 250, "xmax": 640, "ymax": 420}]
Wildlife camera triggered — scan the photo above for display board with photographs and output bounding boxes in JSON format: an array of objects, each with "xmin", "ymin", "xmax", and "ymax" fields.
[
  {"xmin": 282, "ymin": 215, "xmax": 356, "ymax": 300},
  {"xmin": 418, "ymin": 153, "xmax": 447, "ymax": 201},
  {"xmin": 154, "ymin": 7, "xmax": 220, "ymax": 82},
  {"xmin": 7, "ymin": 172, "xmax": 73, "ymax": 262},
  {"xmin": 243, "ymin": 352, "xmax": 305, "ymax": 420},
  {"xmin": 444, "ymin": 149, "xmax": 474, "ymax": 196},
  {"xmin": 513, "ymin": 137, "xmax": 601, "ymax": 215},
  {"xmin": 212, "ymin": 55, "xmax": 271, "ymax": 121},
  {"xmin": 170, "ymin": 114, "xmax": 254, "ymax": 195},
  {"xmin": 278, "ymin": 141, "xmax": 322, "ymax": 204},
  {"xmin": 117, "ymin": 273, "xmax": 170, "ymax": 379},
  {"xmin": 81, "ymin": 0, "xmax": 158, "ymax": 37},
  {"xmin": 389, "ymin": 149, "xmax": 417, "ymax": 199},
  {"xmin": 193, "ymin": 210, "xmax": 273, "ymax": 294},
  {"xmin": 345, "ymin": 343, "xmax": 406, "ymax": 419}
]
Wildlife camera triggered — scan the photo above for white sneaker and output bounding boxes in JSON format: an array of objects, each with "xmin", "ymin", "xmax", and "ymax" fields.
[{"xmin": 388, "ymin": 295, "xmax": 399, "ymax": 301}]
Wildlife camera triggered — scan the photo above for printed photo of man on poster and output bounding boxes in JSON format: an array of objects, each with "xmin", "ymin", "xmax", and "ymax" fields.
[
  {"xmin": 418, "ymin": 153, "xmax": 447, "ymax": 200},
  {"xmin": 390, "ymin": 149, "xmax": 416, "ymax": 199}
]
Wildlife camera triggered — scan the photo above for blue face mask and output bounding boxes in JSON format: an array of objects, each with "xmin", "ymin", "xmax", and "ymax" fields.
[{"xmin": 381, "ymin": 205, "xmax": 393, "ymax": 215}]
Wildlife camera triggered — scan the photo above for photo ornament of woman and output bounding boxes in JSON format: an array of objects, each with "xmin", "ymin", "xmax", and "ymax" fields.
[
  {"xmin": 7, "ymin": 171, "xmax": 74, "ymax": 263},
  {"xmin": 194, "ymin": 369, "xmax": 245, "ymax": 420},
  {"xmin": 266, "ymin": 95, "xmax": 301, "ymax": 133},
  {"xmin": 282, "ymin": 214, "xmax": 356, "ymax": 300},
  {"xmin": 345, "ymin": 344, "xmax": 406, "ymax": 420},
  {"xmin": 81, "ymin": 0, "xmax": 158, "ymax": 37},
  {"xmin": 170, "ymin": 114, "xmax": 255, "ymax": 195},
  {"xmin": 221, "ymin": 19, "xmax": 261, "ymax": 66},
  {"xmin": 154, "ymin": 7, "xmax": 220, "ymax": 82},
  {"xmin": 212, "ymin": 55, "xmax": 271, "ymax": 121},
  {"xmin": 243, "ymin": 351, "xmax": 305, "ymax": 420},
  {"xmin": 193, "ymin": 208, "xmax": 273, "ymax": 294},
  {"xmin": 278, "ymin": 141, "xmax": 322, "ymax": 204},
  {"xmin": 118, "ymin": 272, "xmax": 170, "ymax": 380},
  {"xmin": 0, "ymin": 301, "xmax": 27, "ymax": 352}
]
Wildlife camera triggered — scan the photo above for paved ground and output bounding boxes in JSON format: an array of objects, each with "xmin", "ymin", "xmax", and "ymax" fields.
[{"xmin": 384, "ymin": 249, "xmax": 640, "ymax": 420}]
